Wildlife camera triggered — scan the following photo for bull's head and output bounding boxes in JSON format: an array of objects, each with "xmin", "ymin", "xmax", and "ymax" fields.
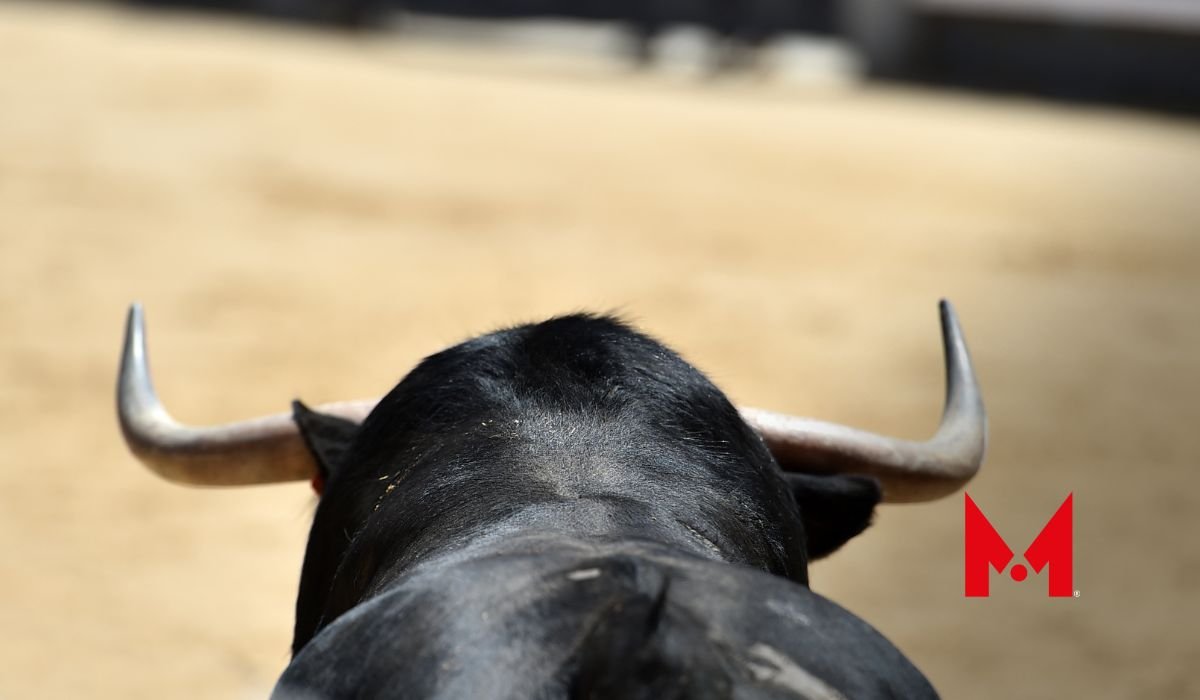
[{"xmin": 116, "ymin": 301, "xmax": 986, "ymax": 503}]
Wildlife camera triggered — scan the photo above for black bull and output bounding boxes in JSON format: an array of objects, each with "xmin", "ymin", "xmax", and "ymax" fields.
[{"xmin": 116, "ymin": 304, "xmax": 986, "ymax": 698}]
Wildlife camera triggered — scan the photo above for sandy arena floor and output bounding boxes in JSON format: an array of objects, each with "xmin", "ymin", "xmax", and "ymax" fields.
[{"xmin": 2, "ymin": 2, "xmax": 1198, "ymax": 698}]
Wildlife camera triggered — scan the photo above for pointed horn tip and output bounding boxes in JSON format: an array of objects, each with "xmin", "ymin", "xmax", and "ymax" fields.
[
  {"xmin": 937, "ymin": 298, "xmax": 960, "ymax": 330},
  {"xmin": 123, "ymin": 303, "xmax": 145, "ymax": 349},
  {"xmin": 118, "ymin": 300, "xmax": 164, "ymax": 424},
  {"xmin": 936, "ymin": 299, "xmax": 974, "ymax": 367}
]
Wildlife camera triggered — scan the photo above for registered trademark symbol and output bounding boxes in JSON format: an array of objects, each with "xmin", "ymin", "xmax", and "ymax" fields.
[{"xmin": 1074, "ymin": 590, "xmax": 1081, "ymax": 598}]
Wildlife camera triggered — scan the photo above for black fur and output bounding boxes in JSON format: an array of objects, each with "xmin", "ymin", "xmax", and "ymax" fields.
[{"xmin": 275, "ymin": 314, "xmax": 936, "ymax": 699}]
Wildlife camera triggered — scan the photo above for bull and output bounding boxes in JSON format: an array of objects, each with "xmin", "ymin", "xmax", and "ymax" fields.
[{"xmin": 117, "ymin": 301, "xmax": 986, "ymax": 698}]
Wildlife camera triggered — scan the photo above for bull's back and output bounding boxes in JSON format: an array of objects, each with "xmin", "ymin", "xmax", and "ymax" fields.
[{"xmin": 274, "ymin": 542, "xmax": 936, "ymax": 699}]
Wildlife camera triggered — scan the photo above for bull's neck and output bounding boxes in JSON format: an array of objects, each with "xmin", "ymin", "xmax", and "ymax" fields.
[{"xmin": 392, "ymin": 496, "xmax": 744, "ymax": 581}]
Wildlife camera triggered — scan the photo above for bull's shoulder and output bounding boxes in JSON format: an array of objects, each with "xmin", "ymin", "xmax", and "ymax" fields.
[
  {"xmin": 660, "ymin": 555, "xmax": 939, "ymax": 700},
  {"xmin": 275, "ymin": 542, "xmax": 936, "ymax": 699}
]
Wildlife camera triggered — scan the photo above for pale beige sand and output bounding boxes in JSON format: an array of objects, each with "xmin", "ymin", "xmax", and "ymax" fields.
[{"xmin": 2, "ymin": 3, "xmax": 1198, "ymax": 698}]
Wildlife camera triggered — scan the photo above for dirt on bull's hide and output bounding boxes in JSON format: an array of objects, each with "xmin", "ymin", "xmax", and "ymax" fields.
[{"xmin": 1, "ymin": 2, "xmax": 1198, "ymax": 698}]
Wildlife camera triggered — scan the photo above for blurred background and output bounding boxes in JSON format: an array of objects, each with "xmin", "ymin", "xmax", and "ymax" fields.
[{"xmin": 1, "ymin": 0, "xmax": 1198, "ymax": 697}]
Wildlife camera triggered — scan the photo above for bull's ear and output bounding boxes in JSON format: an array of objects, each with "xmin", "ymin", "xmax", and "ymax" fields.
[
  {"xmin": 785, "ymin": 473, "xmax": 882, "ymax": 559},
  {"xmin": 292, "ymin": 400, "xmax": 359, "ymax": 492}
]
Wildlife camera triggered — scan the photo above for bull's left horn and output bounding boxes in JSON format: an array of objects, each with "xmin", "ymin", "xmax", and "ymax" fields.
[
  {"xmin": 741, "ymin": 300, "xmax": 987, "ymax": 503},
  {"xmin": 117, "ymin": 304, "xmax": 375, "ymax": 486}
]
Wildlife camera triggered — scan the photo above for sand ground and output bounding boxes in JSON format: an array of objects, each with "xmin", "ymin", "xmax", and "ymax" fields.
[{"xmin": 2, "ymin": 3, "xmax": 1198, "ymax": 698}]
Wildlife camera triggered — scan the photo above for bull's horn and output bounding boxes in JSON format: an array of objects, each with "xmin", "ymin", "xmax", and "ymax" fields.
[
  {"xmin": 117, "ymin": 303, "xmax": 375, "ymax": 486},
  {"xmin": 740, "ymin": 300, "xmax": 987, "ymax": 503},
  {"xmin": 119, "ymin": 302, "xmax": 985, "ymax": 500}
]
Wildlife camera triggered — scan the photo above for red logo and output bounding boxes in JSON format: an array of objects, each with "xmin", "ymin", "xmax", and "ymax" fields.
[{"xmin": 964, "ymin": 493, "xmax": 1074, "ymax": 597}]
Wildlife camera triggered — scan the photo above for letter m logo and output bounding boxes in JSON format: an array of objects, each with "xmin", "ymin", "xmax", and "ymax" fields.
[{"xmin": 964, "ymin": 493, "xmax": 1073, "ymax": 597}]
